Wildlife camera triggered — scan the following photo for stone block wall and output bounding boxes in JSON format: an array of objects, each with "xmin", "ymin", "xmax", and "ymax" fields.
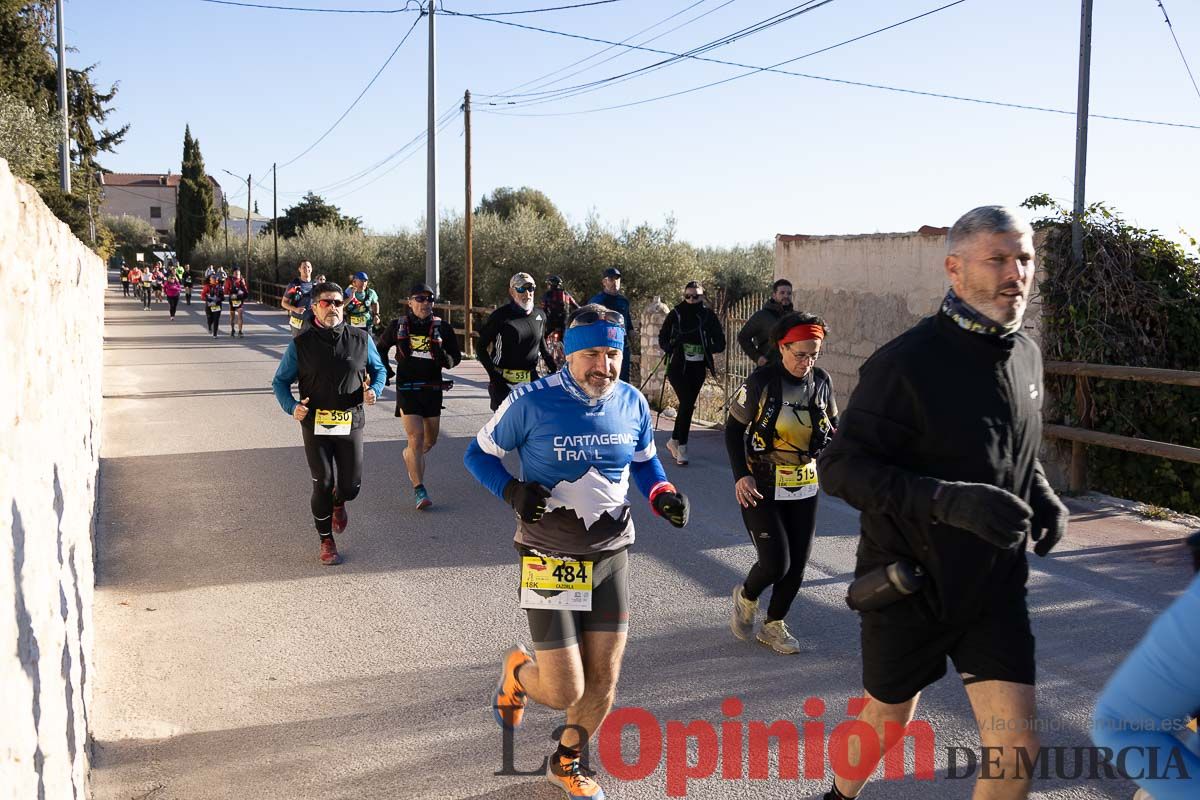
[{"xmin": 0, "ymin": 159, "xmax": 104, "ymax": 798}]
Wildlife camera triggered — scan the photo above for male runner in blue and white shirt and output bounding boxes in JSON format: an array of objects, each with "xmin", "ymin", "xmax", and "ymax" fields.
[{"xmin": 465, "ymin": 304, "xmax": 689, "ymax": 800}]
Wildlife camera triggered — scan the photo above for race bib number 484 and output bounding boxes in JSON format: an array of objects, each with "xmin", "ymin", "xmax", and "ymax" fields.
[{"xmin": 520, "ymin": 556, "xmax": 593, "ymax": 611}]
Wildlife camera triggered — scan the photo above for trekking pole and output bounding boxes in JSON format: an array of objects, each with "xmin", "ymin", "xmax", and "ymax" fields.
[{"xmin": 637, "ymin": 350, "xmax": 669, "ymax": 394}]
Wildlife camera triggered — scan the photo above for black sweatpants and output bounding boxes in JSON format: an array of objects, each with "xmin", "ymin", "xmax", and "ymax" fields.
[
  {"xmin": 488, "ymin": 380, "xmax": 512, "ymax": 411},
  {"xmin": 301, "ymin": 424, "xmax": 364, "ymax": 536},
  {"xmin": 205, "ymin": 307, "xmax": 221, "ymax": 335},
  {"xmin": 667, "ymin": 359, "xmax": 707, "ymax": 444},
  {"xmin": 741, "ymin": 493, "xmax": 819, "ymax": 621},
  {"xmin": 122, "ymin": 281, "xmax": 130, "ymax": 296},
  {"xmin": 141, "ymin": 285, "xmax": 152, "ymax": 309},
  {"xmin": 167, "ymin": 296, "xmax": 179, "ymax": 317}
]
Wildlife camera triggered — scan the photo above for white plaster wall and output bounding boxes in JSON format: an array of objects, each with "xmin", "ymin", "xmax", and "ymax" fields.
[{"xmin": 0, "ymin": 158, "xmax": 103, "ymax": 800}]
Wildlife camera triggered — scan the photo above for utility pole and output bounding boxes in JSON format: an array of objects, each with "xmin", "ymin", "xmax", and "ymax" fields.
[
  {"xmin": 425, "ymin": 1, "xmax": 440, "ymax": 298},
  {"xmin": 1070, "ymin": 0, "xmax": 1094, "ymax": 494},
  {"xmin": 246, "ymin": 173, "xmax": 252, "ymax": 287},
  {"xmin": 1071, "ymin": 0, "xmax": 1093, "ymax": 266},
  {"xmin": 223, "ymin": 197, "xmax": 230, "ymax": 265},
  {"xmin": 55, "ymin": 0, "xmax": 70, "ymax": 192},
  {"xmin": 273, "ymin": 163, "xmax": 279, "ymax": 276},
  {"xmin": 463, "ymin": 89, "xmax": 474, "ymax": 356}
]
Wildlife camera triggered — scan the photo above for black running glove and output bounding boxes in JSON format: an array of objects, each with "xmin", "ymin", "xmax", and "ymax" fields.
[
  {"xmin": 503, "ymin": 479, "xmax": 552, "ymax": 524},
  {"xmin": 652, "ymin": 491, "xmax": 690, "ymax": 528},
  {"xmin": 1028, "ymin": 474, "xmax": 1068, "ymax": 557},
  {"xmin": 931, "ymin": 481, "xmax": 1032, "ymax": 550}
]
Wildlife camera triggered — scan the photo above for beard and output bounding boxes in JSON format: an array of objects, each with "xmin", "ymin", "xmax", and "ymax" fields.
[
  {"xmin": 518, "ymin": 297, "xmax": 534, "ymax": 313},
  {"xmin": 575, "ymin": 367, "xmax": 617, "ymax": 398}
]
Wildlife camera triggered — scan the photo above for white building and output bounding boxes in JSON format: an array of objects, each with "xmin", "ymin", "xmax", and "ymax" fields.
[
  {"xmin": 99, "ymin": 172, "xmax": 225, "ymax": 238},
  {"xmin": 224, "ymin": 204, "xmax": 271, "ymax": 237}
]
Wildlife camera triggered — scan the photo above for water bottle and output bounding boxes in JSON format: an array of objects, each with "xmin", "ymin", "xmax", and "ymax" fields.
[{"xmin": 845, "ymin": 561, "xmax": 926, "ymax": 611}]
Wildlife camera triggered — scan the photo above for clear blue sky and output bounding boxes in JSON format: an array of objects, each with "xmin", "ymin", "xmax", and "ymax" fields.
[{"xmin": 70, "ymin": 0, "xmax": 1200, "ymax": 248}]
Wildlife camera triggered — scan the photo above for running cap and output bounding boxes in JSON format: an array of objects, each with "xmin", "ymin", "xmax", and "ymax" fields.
[
  {"xmin": 353, "ymin": 271, "xmax": 369, "ymax": 281},
  {"xmin": 602, "ymin": 267, "xmax": 622, "ymax": 279},
  {"xmin": 509, "ymin": 272, "xmax": 535, "ymax": 290},
  {"xmin": 409, "ymin": 282, "xmax": 434, "ymax": 297}
]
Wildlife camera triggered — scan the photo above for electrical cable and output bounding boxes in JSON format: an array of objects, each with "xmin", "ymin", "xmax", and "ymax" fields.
[{"xmin": 1154, "ymin": 0, "xmax": 1200, "ymax": 104}]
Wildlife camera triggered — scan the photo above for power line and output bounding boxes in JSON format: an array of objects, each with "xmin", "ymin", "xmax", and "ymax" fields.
[
  {"xmin": 1154, "ymin": 0, "xmax": 1200, "ymax": 104},
  {"xmin": 465, "ymin": 5, "xmax": 1200, "ymax": 129},
  {"xmin": 492, "ymin": 0, "xmax": 721, "ymax": 97},
  {"xmin": 330, "ymin": 109, "xmax": 461, "ymax": 200},
  {"xmin": 463, "ymin": 0, "xmax": 623, "ymax": 15},
  {"xmin": 197, "ymin": 0, "xmax": 420, "ymax": 13},
  {"xmin": 464, "ymin": 0, "xmax": 837, "ymax": 105},
  {"xmin": 493, "ymin": 0, "xmax": 969, "ymax": 113}
]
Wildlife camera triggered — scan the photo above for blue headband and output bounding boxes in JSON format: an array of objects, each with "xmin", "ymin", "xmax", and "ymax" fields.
[{"xmin": 564, "ymin": 321, "xmax": 625, "ymax": 355}]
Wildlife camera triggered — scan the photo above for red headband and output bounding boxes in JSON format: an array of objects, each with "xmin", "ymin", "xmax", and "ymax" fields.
[{"xmin": 779, "ymin": 324, "xmax": 825, "ymax": 345}]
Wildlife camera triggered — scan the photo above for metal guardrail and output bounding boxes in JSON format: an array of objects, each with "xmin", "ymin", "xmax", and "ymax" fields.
[{"xmin": 1042, "ymin": 360, "xmax": 1200, "ymax": 490}]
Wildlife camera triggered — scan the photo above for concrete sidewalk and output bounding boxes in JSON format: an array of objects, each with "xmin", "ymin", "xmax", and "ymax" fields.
[{"xmin": 92, "ymin": 273, "xmax": 1196, "ymax": 800}]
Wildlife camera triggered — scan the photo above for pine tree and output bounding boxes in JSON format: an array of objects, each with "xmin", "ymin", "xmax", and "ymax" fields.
[{"xmin": 174, "ymin": 124, "xmax": 217, "ymax": 262}]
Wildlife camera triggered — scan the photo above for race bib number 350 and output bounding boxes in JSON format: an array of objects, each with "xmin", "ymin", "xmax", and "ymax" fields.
[
  {"xmin": 775, "ymin": 462, "xmax": 818, "ymax": 501},
  {"xmin": 520, "ymin": 556, "xmax": 593, "ymax": 611},
  {"xmin": 314, "ymin": 408, "xmax": 352, "ymax": 436}
]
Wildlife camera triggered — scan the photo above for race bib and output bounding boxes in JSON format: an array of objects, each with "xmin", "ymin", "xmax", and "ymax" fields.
[
  {"xmin": 289, "ymin": 315, "xmax": 304, "ymax": 330},
  {"xmin": 409, "ymin": 334, "xmax": 433, "ymax": 359},
  {"xmin": 314, "ymin": 408, "xmax": 352, "ymax": 436},
  {"xmin": 231, "ymin": 297, "xmax": 242, "ymax": 308},
  {"xmin": 208, "ymin": 303, "xmax": 220, "ymax": 312},
  {"xmin": 501, "ymin": 368, "xmax": 532, "ymax": 384},
  {"xmin": 519, "ymin": 556, "xmax": 593, "ymax": 611},
  {"xmin": 775, "ymin": 462, "xmax": 818, "ymax": 501},
  {"xmin": 683, "ymin": 343, "xmax": 705, "ymax": 362},
  {"xmin": 349, "ymin": 313, "xmax": 367, "ymax": 327}
]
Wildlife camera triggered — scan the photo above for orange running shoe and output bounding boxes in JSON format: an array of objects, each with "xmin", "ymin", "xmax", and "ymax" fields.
[
  {"xmin": 547, "ymin": 753, "xmax": 605, "ymax": 799},
  {"xmin": 492, "ymin": 646, "xmax": 532, "ymax": 730},
  {"xmin": 319, "ymin": 537, "xmax": 342, "ymax": 566}
]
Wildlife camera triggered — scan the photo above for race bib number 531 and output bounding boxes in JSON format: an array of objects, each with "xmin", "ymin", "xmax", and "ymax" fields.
[{"xmin": 520, "ymin": 556, "xmax": 593, "ymax": 611}]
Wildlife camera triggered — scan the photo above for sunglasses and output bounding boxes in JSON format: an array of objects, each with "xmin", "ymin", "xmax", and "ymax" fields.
[
  {"xmin": 569, "ymin": 309, "xmax": 626, "ymax": 329},
  {"xmin": 514, "ymin": 285, "xmax": 535, "ymax": 294},
  {"xmin": 411, "ymin": 295, "xmax": 434, "ymax": 303},
  {"xmin": 684, "ymin": 293, "xmax": 702, "ymax": 300},
  {"xmin": 317, "ymin": 298, "xmax": 345, "ymax": 308}
]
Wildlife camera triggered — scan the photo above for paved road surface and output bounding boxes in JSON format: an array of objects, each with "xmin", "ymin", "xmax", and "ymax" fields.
[{"xmin": 92, "ymin": 274, "xmax": 1197, "ymax": 799}]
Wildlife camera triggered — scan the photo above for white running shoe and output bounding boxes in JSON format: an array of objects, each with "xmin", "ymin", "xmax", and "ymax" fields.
[
  {"xmin": 757, "ymin": 619, "xmax": 800, "ymax": 654},
  {"xmin": 666, "ymin": 439, "xmax": 688, "ymax": 465},
  {"xmin": 731, "ymin": 584, "xmax": 757, "ymax": 641}
]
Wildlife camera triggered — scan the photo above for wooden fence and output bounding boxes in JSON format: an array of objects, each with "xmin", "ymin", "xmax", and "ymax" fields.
[{"xmin": 1043, "ymin": 361, "xmax": 1200, "ymax": 492}]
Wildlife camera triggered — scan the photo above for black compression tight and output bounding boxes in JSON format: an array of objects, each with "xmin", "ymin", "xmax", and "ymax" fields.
[
  {"xmin": 301, "ymin": 424, "xmax": 364, "ymax": 535},
  {"xmin": 741, "ymin": 494, "xmax": 818, "ymax": 621},
  {"xmin": 206, "ymin": 308, "xmax": 221, "ymax": 335},
  {"xmin": 667, "ymin": 360, "xmax": 706, "ymax": 444}
]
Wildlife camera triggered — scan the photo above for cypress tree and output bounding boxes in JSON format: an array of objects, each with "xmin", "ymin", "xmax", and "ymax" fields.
[{"xmin": 175, "ymin": 124, "xmax": 217, "ymax": 262}]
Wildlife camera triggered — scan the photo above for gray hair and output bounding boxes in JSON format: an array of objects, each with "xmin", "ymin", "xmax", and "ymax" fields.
[{"xmin": 946, "ymin": 206, "xmax": 1032, "ymax": 255}]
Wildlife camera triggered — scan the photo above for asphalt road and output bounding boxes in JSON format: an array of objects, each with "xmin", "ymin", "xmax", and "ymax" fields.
[{"xmin": 91, "ymin": 273, "xmax": 1196, "ymax": 800}]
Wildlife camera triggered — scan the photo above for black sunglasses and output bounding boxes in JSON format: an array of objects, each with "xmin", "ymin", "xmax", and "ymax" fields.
[
  {"xmin": 317, "ymin": 298, "xmax": 344, "ymax": 308},
  {"xmin": 569, "ymin": 309, "xmax": 626, "ymax": 329},
  {"xmin": 411, "ymin": 295, "xmax": 434, "ymax": 303}
]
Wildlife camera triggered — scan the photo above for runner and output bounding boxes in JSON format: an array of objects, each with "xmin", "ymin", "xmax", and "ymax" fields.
[
  {"xmin": 725, "ymin": 311, "xmax": 837, "ymax": 654},
  {"xmin": 137, "ymin": 264, "xmax": 153, "ymax": 310},
  {"xmin": 224, "ymin": 267, "xmax": 249, "ymax": 338},
  {"xmin": 183, "ymin": 269, "xmax": 194, "ymax": 305},
  {"xmin": 344, "ymin": 271, "xmax": 380, "ymax": 332},
  {"xmin": 164, "ymin": 272, "xmax": 182, "ymax": 320},
  {"xmin": 128, "ymin": 264, "xmax": 143, "ymax": 305},
  {"xmin": 465, "ymin": 303, "xmax": 690, "ymax": 800},
  {"xmin": 478, "ymin": 272, "xmax": 556, "ymax": 410},
  {"xmin": 587, "ymin": 268, "xmax": 633, "ymax": 382},
  {"xmin": 151, "ymin": 265, "xmax": 165, "ymax": 304},
  {"xmin": 657, "ymin": 280, "xmax": 726, "ymax": 466},
  {"xmin": 281, "ymin": 260, "xmax": 315, "ymax": 337},
  {"xmin": 120, "ymin": 263, "xmax": 130, "ymax": 297},
  {"xmin": 201, "ymin": 273, "xmax": 224, "ymax": 338},
  {"xmin": 542, "ymin": 275, "xmax": 579, "ymax": 370},
  {"xmin": 376, "ymin": 283, "xmax": 462, "ymax": 510},
  {"xmin": 271, "ymin": 281, "xmax": 386, "ymax": 566}
]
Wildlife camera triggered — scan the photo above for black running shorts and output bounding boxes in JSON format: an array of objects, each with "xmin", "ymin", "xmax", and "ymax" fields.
[
  {"xmin": 522, "ymin": 547, "xmax": 629, "ymax": 651},
  {"xmin": 396, "ymin": 388, "xmax": 443, "ymax": 418},
  {"xmin": 860, "ymin": 591, "xmax": 1035, "ymax": 704}
]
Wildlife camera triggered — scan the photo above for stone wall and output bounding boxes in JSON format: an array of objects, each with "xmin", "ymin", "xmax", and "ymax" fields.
[{"xmin": 0, "ymin": 159, "xmax": 103, "ymax": 798}]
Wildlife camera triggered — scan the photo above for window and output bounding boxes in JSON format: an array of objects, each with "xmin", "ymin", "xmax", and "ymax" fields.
[{"xmin": 150, "ymin": 206, "xmax": 162, "ymax": 219}]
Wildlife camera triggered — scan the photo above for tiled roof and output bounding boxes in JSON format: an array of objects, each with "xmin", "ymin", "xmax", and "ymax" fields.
[{"xmin": 102, "ymin": 173, "xmax": 222, "ymax": 189}]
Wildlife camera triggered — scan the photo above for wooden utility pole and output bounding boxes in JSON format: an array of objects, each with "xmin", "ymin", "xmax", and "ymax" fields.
[
  {"xmin": 464, "ymin": 90, "xmax": 474, "ymax": 357},
  {"xmin": 55, "ymin": 0, "xmax": 70, "ymax": 192},
  {"xmin": 1069, "ymin": 0, "xmax": 1094, "ymax": 493},
  {"xmin": 273, "ymin": 163, "xmax": 279, "ymax": 276},
  {"xmin": 246, "ymin": 173, "xmax": 252, "ymax": 286}
]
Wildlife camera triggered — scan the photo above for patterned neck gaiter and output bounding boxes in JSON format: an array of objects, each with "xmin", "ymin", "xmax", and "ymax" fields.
[{"xmin": 941, "ymin": 288, "xmax": 1023, "ymax": 337}]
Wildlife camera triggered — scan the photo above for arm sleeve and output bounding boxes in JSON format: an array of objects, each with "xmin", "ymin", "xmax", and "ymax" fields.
[
  {"xmin": 657, "ymin": 312, "xmax": 675, "ymax": 353},
  {"xmin": 706, "ymin": 311, "xmax": 727, "ymax": 354},
  {"xmin": 630, "ymin": 393, "xmax": 670, "ymax": 499},
  {"xmin": 440, "ymin": 320, "xmax": 462, "ymax": 369},
  {"xmin": 737, "ymin": 314, "xmax": 764, "ymax": 361},
  {"xmin": 1092, "ymin": 574, "xmax": 1200, "ymax": 800},
  {"xmin": 725, "ymin": 417, "xmax": 751, "ymax": 481},
  {"xmin": 464, "ymin": 392, "xmax": 529, "ymax": 499},
  {"xmin": 475, "ymin": 313, "xmax": 500, "ymax": 377},
  {"xmin": 365, "ymin": 338, "xmax": 386, "ymax": 396},
  {"xmin": 271, "ymin": 342, "xmax": 300, "ymax": 416},
  {"xmin": 815, "ymin": 356, "xmax": 939, "ymax": 525}
]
